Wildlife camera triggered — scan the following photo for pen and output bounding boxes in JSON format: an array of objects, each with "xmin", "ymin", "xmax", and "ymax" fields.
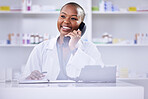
[
  {"xmin": 41, "ymin": 72, "xmax": 49, "ymax": 82},
  {"xmin": 41, "ymin": 72, "xmax": 47, "ymax": 77},
  {"xmin": 42, "ymin": 72, "xmax": 47, "ymax": 74}
]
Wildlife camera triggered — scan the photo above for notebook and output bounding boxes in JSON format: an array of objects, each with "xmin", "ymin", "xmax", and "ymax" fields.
[
  {"xmin": 19, "ymin": 80, "xmax": 75, "ymax": 84},
  {"xmin": 78, "ymin": 65, "xmax": 116, "ymax": 83}
]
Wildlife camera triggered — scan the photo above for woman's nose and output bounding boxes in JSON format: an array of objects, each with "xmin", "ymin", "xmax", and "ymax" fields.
[{"xmin": 64, "ymin": 18, "xmax": 70, "ymax": 23}]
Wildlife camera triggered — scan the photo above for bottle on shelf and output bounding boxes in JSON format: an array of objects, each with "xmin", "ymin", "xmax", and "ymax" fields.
[
  {"xmin": 16, "ymin": 33, "xmax": 21, "ymax": 44},
  {"xmin": 0, "ymin": 68, "xmax": 5, "ymax": 82},
  {"xmin": 135, "ymin": 33, "xmax": 148, "ymax": 44},
  {"xmin": 22, "ymin": 0, "xmax": 27, "ymax": 11},
  {"xmin": 7, "ymin": 33, "xmax": 11, "ymax": 44},
  {"xmin": 5, "ymin": 67, "xmax": 12, "ymax": 82},
  {"xmin": 44, "ymin": 33, "xmax": 50, "ymax": 41},
  {"xmin": 99, "ymin": 0, "xmax": 105, "ymax": 12},
  {"xmin": 26, "ymin": 34, "xmax": 30, "ymax": 44},
  {"xmin": 26, "ymin": 0, "xmax": 32, "ymax": 11},
  {"xmin": 11, "ymin": 33, "xmax": 16, "ymax": 44},
  {"xmin": 119, "ymin": 67, "xmax": 129, "ymax": 78},
  {"xmin": 30, "ymin": 33, "xmax": 35, "ymax": 44},
  {"xmin": 35, "ymin": 33, "xmax": 39, "ymax": 44},
  {"xmin": 39, "ymin": 34, "xmax": 43, "ymax": 43},
  {"xmin": 22, "ymin": 33, "xmax": 26, "ymax": 44},
  {"xmin": 108, "ymin": 34, "xmax": 113, "ymax": 44}
]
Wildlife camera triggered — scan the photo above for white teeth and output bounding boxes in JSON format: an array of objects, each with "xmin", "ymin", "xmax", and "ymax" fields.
[{"xmin": 63, "ymin": 26, "xmax": 70, "ymax": 29}]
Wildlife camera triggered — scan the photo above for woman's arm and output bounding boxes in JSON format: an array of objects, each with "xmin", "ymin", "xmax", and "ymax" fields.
[{"xmin": 66, "ymin": 41, "xmax": 104, "ymax": 78}]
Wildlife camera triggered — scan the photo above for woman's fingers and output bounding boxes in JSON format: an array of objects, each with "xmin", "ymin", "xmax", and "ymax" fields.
[
  {"xmin": 64, "ymin": 30, "xmax": 81, "ymax": 51},
  {"xmin": 26, "ymin": 70, "xmax": 44, "ymax": 80},
  {"xmin": 73, "ymin": 30, "xmax": 81, "ymax": 37},
  {"xmin": 65, "ymin": 30, "xmax": 81, "ymax": 38},
  {"xmin": 77, "ymin": 29, "xmax": 82, "ymax": 36},
  {"xmin": 68, "ymin": 31, "xmax": 81, "ymax": 39}
]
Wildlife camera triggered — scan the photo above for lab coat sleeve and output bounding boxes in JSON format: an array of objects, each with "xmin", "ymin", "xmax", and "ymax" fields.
[
  {"xmin": 20, "ymin": 44, "xmax": 43, "ymax": 80},
  {"xmin": 66, "ymin": 41, "xmax": 104, "ymax": 78}
]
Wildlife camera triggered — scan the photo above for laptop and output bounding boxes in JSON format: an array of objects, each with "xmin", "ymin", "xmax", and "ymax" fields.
[{"xmin": 78, "ymin": 65, "xmax": 116, "ymax": 83}]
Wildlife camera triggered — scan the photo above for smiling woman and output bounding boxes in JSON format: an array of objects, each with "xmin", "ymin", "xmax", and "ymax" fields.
[
  {"xmin": 57, "ymin": 3, "xmax": 84, "ymax": 36},
  {"xmin": 21, "ymin": 2, "xmax": 104, "ymax": 81}
]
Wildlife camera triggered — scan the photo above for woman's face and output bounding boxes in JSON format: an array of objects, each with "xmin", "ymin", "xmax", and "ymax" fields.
[{"xmin": 57, "ymin": 5, "xmax": 82, "ymax": 36}]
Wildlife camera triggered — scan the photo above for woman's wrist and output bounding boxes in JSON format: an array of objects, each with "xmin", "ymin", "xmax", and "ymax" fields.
[{"xmin": 70, "ymin": 47, "xmax": 78, "ymax": 55}]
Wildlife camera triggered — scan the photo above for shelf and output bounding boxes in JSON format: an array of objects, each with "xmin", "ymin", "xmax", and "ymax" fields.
[
  {"xmin": 95, "ymin": 44, "xmax": 148, "ymax": 47},
  {"xmin": 1, "ymin": 44, "xmax": 148, "ymax": 47},
  {"xmin": 22, "ymin": 11, "xmax": 60, "ymax": 14},
  {"xmin": 0, "ymin": 11, "xmax": 21, "ymax": 14},
  {"xmin": 92, "ymin": 11, "xmax": 148, "ymax": 15},
  {"xmin": 1, "ymin": 11, "xmax": 147, "ymax": 15},
  {"xmin": 0, "ymin": 44, "xmax": 36, "ymax": 47},
  {"xmin": 0, "ymin": 11, "xmax": 60, "ymax": 14},
  {"xmin": 117, "ymin": 78, "xmax": 148, "ymax": 80}
]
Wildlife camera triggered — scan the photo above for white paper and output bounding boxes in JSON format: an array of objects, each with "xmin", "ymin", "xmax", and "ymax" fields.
[
  {"xmin": 19, "ymin": 79, "xmax": 49, "ymax": 84},
  {"xmin": 19, "ymin": 80, "xmax": 76, "ymax": 84}
]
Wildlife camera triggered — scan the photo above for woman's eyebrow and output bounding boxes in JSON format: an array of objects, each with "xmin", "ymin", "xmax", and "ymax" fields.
[
  {"xmin": 61, "ymin": 12, "xmax": 66, "ymax": 15},
  {"xmin": 61, "ymin": 12, "xmax": 78, "ymax": 17},
  {"xmin": 72, "ymin": 15, "xmax": 78, "ymax": 17}
]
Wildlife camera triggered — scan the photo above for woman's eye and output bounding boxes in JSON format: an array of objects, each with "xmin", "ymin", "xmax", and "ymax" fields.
[
  {"xmin": 61, "ymin": 15, "xmax": 65, "ymax": 18},
  {"xmin": 71, "ymin": 18, "xmax": 77, "ymax": 20}
]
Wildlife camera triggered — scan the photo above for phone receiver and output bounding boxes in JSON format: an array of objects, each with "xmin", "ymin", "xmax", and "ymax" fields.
[
  {"xmin": 63, "ymin": 22, "xmax": 86, "ymax": 46},
  {"xmin": 79, "ymin": 22, "xmax": 86, "ymax": 36}
]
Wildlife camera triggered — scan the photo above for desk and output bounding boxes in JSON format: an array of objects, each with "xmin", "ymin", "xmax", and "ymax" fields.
[{"xmin": 0, "ymin": 81, "xmax": 144, "ymax": 99}]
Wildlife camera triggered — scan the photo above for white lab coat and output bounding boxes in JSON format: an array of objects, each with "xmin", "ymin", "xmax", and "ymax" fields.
[{"xmin": 21, "ymin": 36, "xmax": 104, "ymax": 80}]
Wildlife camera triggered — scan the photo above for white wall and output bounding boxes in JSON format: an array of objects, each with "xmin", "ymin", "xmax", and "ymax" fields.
[
  {"xmin": 92, "ymin": 14, "xmax": 148, "ymax": 39},
  {"xmin": 98, "ymin": 46, "xmax": 148, "ymax": 73}
]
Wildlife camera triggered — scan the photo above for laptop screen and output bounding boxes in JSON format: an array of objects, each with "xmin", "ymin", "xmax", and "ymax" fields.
[{"xmin": 78, "ymin": 65, "xmax": 116, "ymax": 83}]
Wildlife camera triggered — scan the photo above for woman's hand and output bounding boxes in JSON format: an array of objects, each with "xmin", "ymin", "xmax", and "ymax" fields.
[
  {"xmin": 65, "ymin": 29, "xmax": 81, "ymax": 51},
  {"xmin": 26, "ymin": 70, "xmax": 45, "ymax": 80}
]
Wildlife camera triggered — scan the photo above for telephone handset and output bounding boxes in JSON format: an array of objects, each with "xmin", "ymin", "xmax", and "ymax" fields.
[{"xmin": 63, "ymin": 22, "xmax": 86, "ymax": 46}]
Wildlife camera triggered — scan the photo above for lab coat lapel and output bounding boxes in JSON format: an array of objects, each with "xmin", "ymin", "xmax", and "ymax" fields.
[
  {"xmin": 43, "ymin": 36, "xmax": 60, "ymax": 80},
  {"xmin": 50, "ymin": 44, "xmax": 60, "ymax": 80}
]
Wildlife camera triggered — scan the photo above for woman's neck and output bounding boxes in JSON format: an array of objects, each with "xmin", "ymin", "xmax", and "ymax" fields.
[{"xmin": 58, "ymin": 35, "xmax": 64, "ymax": 45}]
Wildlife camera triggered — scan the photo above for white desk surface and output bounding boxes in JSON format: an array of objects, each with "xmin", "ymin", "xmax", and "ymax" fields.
[
  {"xmin": 0, "ymin": 81, "xmax": 144, "ymax": 99},
  {"xmin": 0, "ymin": 80, "xmax": 143, "ymax": 87}
]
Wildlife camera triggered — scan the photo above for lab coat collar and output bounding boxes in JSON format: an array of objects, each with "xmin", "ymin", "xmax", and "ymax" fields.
[
  {"xmin": 46, "ymin": 35, "xmax": 60, "ymax": 50},
  {"xmin": 45, "ymin": 34, "xmax": 83, "ymax": 50}
]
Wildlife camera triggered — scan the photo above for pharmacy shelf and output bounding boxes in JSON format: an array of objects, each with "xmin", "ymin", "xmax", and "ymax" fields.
[
  {"xmin": 22, "ymin": 11, "xmax": 60, "ymax": 14},
  {"xmin": 92, "ymin": 11, "xmax": 148, "ymax": 15},
  {"xmin": 0, "ymin": 11, "xmax": 89, "ymax": 15},
  {"xmin": 1, "ymin": 44, "xmax": 148, "ymax": 47},
  {"xmin": 0, "ymin": 44, "xmax": 36, "ymax": 47},
  {"xmin": 0, "ymin": 11, "xmax": 21, "ymax": 14},
  {"xmin": 117, "ymin": 78, "xmax": 148, "ymax": 80},
  {"xmin": 0, "ymin": 11, "xmax": 60, "ymax": 14},
  {"xmin": 95, "ymin": 44, "xmax": 148, "ymax": 47}
]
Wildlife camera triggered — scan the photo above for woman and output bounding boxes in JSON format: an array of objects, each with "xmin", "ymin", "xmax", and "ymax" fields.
[{"xmin": 22, "ymin": 2, "xmax": 104, "ymax": 81}]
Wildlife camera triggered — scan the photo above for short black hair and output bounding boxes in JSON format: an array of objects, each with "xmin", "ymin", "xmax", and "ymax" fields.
[{"xmin": 60, "ymin": 2, "xmax": 85, "ymax": 21}]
